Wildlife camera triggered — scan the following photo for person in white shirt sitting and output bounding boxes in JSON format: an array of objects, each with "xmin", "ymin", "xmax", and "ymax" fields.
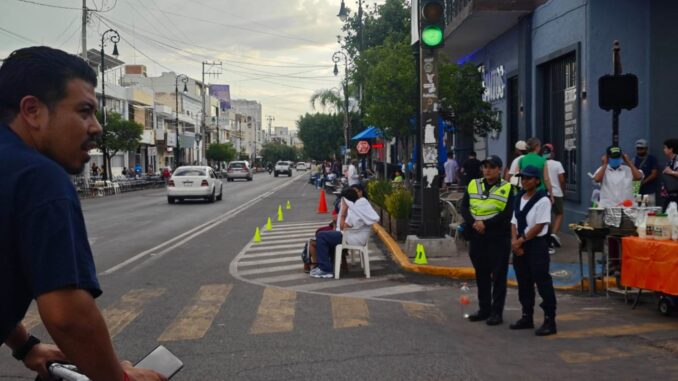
[
  {"xmin": 593, "ymin": 146, "xmax": 643, "ymax": 208},
  {"xmin": 310, "ymin": 186, "xmax": 379, "ymax": 279}
]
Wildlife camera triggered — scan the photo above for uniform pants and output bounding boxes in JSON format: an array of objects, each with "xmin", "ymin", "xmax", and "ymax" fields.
[
  {"xmin": 469, "ymin": 235, "xmax": 511, "ymax": 316},
  {"xmin": 512, "ymin": 236, "xmax": 557, "ymax": 318}
]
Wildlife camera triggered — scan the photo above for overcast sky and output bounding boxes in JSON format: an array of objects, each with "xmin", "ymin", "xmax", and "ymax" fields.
[{"xmin": 0, "ymin": 0, "xmax": 382, "ymax": 129}]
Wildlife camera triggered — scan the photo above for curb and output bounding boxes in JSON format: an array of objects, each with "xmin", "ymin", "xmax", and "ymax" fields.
[{"xmin": 372, "ymin": 223, "xmax": 613, "ymax": 292}]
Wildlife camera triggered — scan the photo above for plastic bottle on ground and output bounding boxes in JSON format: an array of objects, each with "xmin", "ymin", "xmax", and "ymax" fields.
[{"xmin": 460, "ymin": 282, "xmax": 471, "ymax": 319}]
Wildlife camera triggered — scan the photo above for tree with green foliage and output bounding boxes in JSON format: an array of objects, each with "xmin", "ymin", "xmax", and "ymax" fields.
[
  {"xmin": 259, "ymin": 142, "xmax": 298, "ymax": 165},
  {"xmin": 296, "ymin": 113, "xmax": 344, "ymax": 160},
  {"xmin": 439, "ymin": 62, "xmax": 502, "ymax": 139},
  {"xmin": 206, "ymin": 142, "xmax": 237, "ymax": 165},
  {"xmin": 361, "ymin": 39, "xmax": 417, "ymax": 139},
  {"xmin": 96, "ymin": 111, "xmax": 143, "ymax": 179}
]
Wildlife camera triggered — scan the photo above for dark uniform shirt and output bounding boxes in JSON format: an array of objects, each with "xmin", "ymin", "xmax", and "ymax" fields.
[
  {"xmin": 461, "ymin": 178, "xmax": 515, "ymax": 238},
  {"xmin": 634, "ymin": 154, "xmax": 659, "ymax": 194},
  {"xmin": 0, "ymin": 124, "xmax": 101, "ymax": 345}
]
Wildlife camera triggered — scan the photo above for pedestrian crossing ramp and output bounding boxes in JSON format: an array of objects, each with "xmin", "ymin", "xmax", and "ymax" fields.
[{"xmin": 231, "ymin": 221, "xmax": 445, "ymax": 301}]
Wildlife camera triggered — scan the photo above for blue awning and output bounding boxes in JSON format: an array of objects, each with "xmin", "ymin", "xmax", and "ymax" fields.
[{"xmin": 351, "ymin": 126, "xmax": 382, "ymax": 140}]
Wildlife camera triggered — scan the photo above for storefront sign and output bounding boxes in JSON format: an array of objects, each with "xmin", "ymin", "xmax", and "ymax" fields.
[
  {"xmin": 356, "ymin": 140, "xmax": 370, "ymax": 154},
  {"xmin": 564, "ymin": 86, "xmax": 577, "ymax": 151},
  {"xmin": 166, "ymin": 132, "xmax": 176, "ymax": 147},
  {"xmin": 480, "ymin": 65, "xmax": 505, "ymax": 103}
]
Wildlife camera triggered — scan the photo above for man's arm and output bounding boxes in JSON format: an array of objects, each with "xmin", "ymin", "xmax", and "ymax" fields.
[
  {"xmin": 623, "ymin": 154, "xmax": 643, "ymax": 180},
  {"xmin": 37, "ymin": 288, "xmax": 166, "ymax": 381},
  {"xmin": 4, "ymin": 323, "xmax": 67, "ymax": 380},
  {"xmin": 543, "ymin": 165, "xmax": 554, "ymax": 201}
]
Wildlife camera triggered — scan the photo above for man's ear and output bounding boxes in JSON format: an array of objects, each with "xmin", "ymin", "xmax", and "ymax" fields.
[{"xmin": 19, "ymin": 96, "xmax": 46, "ymax": 130}]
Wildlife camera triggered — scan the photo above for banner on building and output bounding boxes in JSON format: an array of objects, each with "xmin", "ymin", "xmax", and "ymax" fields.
[
  {"xmin": 210, "ymin": 84, "xmax": 231, "ymax": 110},
  {"xmin": 166, "ymin": 132, "xmax": 177, "ymax": 147}
]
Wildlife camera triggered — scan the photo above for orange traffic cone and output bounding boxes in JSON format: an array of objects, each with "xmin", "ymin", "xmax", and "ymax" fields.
[{"xmin": 317, "ymin": 190, "xmax": 328, "ymax": 214}]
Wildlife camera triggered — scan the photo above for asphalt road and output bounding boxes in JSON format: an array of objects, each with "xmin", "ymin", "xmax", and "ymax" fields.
[{"xmin": 3, "ymin": 170, "xmax": 678, "ymax": 380}]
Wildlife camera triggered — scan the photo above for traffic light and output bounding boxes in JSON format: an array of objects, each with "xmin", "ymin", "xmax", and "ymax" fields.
[{"xmin": 420, "ymin": 0, "xmax": 445, "ymax": 49}]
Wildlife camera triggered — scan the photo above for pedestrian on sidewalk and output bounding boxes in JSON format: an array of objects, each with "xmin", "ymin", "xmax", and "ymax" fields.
[
  {"xmin": 633, "ymin": 139, "xmax": 659, "ymax": 206},
  {"xmin": 518, "ymin": 138, "xmax": 554, "ymax": 202},
  {"xmin": 541, "ymin": 143, "xmax": 565, "ymax": 253},
  {"xmin": 460, "ymin": 155, "xmax": 514, "ymax": 326},
  {"xmin": 460, "ymin": 151, "xmax": 482, "ymax": 186},
  {"xmin": 0, "ymin": 46, "xmax": 165, "ymax": 381},
  {"xmin": 510, "ymin": 165, "xmax": 557, "ymax": 336},
  {"xmin": 505, "ymin": 140, "xmax": 528, "ymax": 188},
  {"xmin": 443, "ymin": 151, "xmax": 458, "ymax": 189}
]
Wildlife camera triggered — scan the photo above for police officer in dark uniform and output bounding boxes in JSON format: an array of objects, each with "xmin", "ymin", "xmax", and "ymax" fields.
[{"xmin": 461, "ymin": 155, "xmax": 514, "ymax": 325}]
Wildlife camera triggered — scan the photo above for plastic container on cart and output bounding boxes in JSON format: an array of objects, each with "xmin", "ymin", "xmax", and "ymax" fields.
[
  {"xmin": 636, "ymin": 212, "xmax": 647, "ymax": 239},
  {"xmin": 654, "ymin": 213, "xmax": 671, "ymax": 241},
  {"xmin": 666, "ymin": 202, "xmax": 678, "ymax": 241},
  {"xmin": 646, "ymin": 212, "xmax": 657, "ymax": 240}
]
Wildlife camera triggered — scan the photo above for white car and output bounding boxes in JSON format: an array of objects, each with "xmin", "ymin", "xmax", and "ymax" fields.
[
  {"xmin": 296, "ymin": 162, "xmax": 307, "ymax": 171},
  {"xmin": 167, "ymin": 166, "xmax": 223, "ymax": 204}
]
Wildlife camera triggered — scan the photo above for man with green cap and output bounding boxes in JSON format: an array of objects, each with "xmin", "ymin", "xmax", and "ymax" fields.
[{"xmin": 593, "ymin": 146, "xmax": 642, "ymax": 208}]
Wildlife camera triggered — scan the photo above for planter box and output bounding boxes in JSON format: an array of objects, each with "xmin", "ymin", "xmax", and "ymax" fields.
[{"xmin": 390, "ymin": 216, "xmax": 409, "ymax": 242}]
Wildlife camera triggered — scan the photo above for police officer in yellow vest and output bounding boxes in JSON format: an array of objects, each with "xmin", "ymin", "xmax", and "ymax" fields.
[{"xmin": 461, "ymin": 155, "xmax": 515, "ymax": 326}]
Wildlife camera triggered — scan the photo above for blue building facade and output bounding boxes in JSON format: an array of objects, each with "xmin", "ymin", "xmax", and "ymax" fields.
[{"xmin": 443, "ymin": 0, "xmax": 678, "ymax": 224}]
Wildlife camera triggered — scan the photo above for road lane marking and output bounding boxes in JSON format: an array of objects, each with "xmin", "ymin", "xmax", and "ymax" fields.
[
  {"xmin": 271, "ymin": 222, "xmax": 325, "ymax": 228},
  {"xmin": 342, "ymin": 284, "xmax": 442, "ymax": 298},
  {"xmin": 292, "ymin": 275, "xmax": 397, "ymax": 292},
  {"xmin": 557, "ymin": 311, "xmax": 604, "ymax": 322},
  {"xmin": 558, "ymin": 348, "xmax": 636, "ymax": 364},
  {"xmin": 331, "ymin": 296, "xmax": 369, "ymax": 329},
  {"xmin": 102, "ymin": 288, "xmax": 166, "ymax": 338},
  {"xmin": 250, "ymin": 287, "xmax": 296, "ymax": 335},
  {"xmin": 247, "ymin": 243, "xmax": 305, "ymax": 252},
  {"xmin": 244, "ymin": 249, "xmax": 303, "ymax": 258},
  {"xmin": 21, "ymin": 309, "xmax": 41, "ymax": 331},
  {"xmin": 158, "ymin": 284, "xmax": 231, "ymax": 342},
  {"xmin": 255, "ymin": 237, "xmax": 314, "ymax": 245},
  {"xmin": 250, "ymin": 273, "xmax": 310, "ymax": 283},
  {"xmin": 261, "ymin": 231, "xmax": 316, "ymax": 237},
  {"xmin": 238, "ymin": 264, "xmax": 302, "ymax": 276},
  {"xmin": 551, "ymin": 322, "xmax": 678, "ymax": 339},
  {"xmin": 402, "ymin": 302, "xmax": 446, "ymax": 324},
  {"xmin": 238, "ymin": 256, "xmax": 302, "ymax": 266},
  {"xmin": 100, "ymin": 175, "xmax": 302, "ymax": 275}
]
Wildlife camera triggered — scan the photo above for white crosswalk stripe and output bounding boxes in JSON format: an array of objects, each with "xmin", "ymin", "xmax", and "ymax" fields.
[{"xmin": 231, "ymin": 221, "xmax": 443, "ymax": 302}]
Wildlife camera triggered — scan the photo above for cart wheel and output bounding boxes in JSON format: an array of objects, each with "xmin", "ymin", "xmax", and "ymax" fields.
[{"xmin": 658, "ymin": 297, "xmax": 672, "ymax": 316}]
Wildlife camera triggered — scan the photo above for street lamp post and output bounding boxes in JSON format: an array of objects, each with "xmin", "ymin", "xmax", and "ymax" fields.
[
  {"xmin": 174, "ymin": 74, "xmax": 189, "ymax": 168},
  {"xmin": 195, "ymin": 110, "xmax": 205, "ymax": 166},
  {"xmin": 332, "ymin": 51, "xmax": 350, "ymax": 166},
  {"xmin": 99, "ymin": 28, "xmax": 120, "ymax": 181}
]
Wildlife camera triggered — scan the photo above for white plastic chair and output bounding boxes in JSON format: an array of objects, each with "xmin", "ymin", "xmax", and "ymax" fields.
[{"xmin": 334, "ymin": 228, "xmax": 370, "ymax": 279}]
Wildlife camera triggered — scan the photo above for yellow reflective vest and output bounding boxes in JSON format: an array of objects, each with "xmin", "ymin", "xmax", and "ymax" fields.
[{"xmin": 467, "ymin": 178, "xmax": 512, "ymax": 220}]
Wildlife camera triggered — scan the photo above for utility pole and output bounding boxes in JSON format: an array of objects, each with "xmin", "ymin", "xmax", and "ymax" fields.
[
  {"xmin": 81, "ymin": 0, "xmax": 87, "ymax": 60},
  {"xmin": 201, "ymin": 61, "xmax": 222, "ymax": 165},
  {"xmin": 266, "ymin": 115, "xmax": 275, "ymax": 142}
]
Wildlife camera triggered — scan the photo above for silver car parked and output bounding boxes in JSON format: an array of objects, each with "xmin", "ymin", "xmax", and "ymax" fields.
[{"xmin": 167, "ymin": 166, "xmax": 223, "ymax": 203}]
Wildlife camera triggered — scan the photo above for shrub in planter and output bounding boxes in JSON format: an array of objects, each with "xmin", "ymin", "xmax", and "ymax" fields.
[
  {"xmin": 366, "ymin": 179, "xmax": 393, "ymax": 210},
  {"xmin": 385, "ymin": 188, "xmax": 413, "ymax": 241}
]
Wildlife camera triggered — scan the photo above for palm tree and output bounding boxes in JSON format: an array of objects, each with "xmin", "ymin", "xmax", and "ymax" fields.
[{"xmin": 310, "ymin": 88, "xmax": 343, "ymax": 114}]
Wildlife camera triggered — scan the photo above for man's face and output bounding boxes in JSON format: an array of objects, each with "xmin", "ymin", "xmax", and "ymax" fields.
[
  {"xmin": 636, "ymin": 147, "xmax": 647, "ymax": 157},
  {"xmin": 39, "ymin": 79, "xmax": 102, "ymax": 174},
  {"xmin": 664, "ymin": 145, "xmax": 675, "ymax": 159},
  {"xmin": 482, "ymin": 164, "xmax": 500, "ymax": 182},
  {"xmin": 520, "ymin": 176, "xmax": 539, "ymax": 191}
]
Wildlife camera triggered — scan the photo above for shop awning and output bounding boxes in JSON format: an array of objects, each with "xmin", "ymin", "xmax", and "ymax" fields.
[{"xmin": 351, "ymin": 126, "xmax": 382, "ymax": 140}]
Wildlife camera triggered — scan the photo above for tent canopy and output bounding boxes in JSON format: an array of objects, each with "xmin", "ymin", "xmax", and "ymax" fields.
[{"xmin": 351, "ymin": 126, "xmax": 382, "ymax": 140}]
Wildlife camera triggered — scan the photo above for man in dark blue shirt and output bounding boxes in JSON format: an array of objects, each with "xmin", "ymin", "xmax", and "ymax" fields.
[
  {"xmin": 633, "ymin": 139, "xmax": 659, "ymax": 205},
  {"xmin": 0, "ymin": 47, "xmax": 165, "ymax": 381}
]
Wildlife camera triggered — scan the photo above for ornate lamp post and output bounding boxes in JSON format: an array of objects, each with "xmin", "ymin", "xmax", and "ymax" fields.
[
  {"xmin": 332, "ymin": 50, "xmax": 350, "ymax": 166},
  {"xmin": 99, "ymin": 28, "xmax": 119, "ymax": 180},
  {"xmin": 174, "ymin": 74, "xmax": 189, "ymax": 168}
]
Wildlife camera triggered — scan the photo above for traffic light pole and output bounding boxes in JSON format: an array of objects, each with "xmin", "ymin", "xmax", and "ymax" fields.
[{"xmin": 418, "ymin": 46, "xmax": 442, "ymax": 237}]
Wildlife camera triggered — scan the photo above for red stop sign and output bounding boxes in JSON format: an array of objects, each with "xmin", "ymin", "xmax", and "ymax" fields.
[{"xmin": 356, "ymin": 140, "xmax": 370, "ymax": 154}]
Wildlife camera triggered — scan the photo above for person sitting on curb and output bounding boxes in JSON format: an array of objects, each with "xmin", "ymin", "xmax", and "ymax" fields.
[
  {"xmin": 310, "ymin": 187, "xmax": 379, "ymax": 279},
  {"xmin": 510, "ymin": 165, "xmax": 558, "ymax": 336}
]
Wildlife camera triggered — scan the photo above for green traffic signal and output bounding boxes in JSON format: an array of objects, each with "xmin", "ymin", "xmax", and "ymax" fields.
[
  {"xmin": 421, "ymin": 26, "xmax": 443, "ymax": 47},
  {"xmin": 420, "ymin": 0, "xmax": 445, "ymax": 49}
]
